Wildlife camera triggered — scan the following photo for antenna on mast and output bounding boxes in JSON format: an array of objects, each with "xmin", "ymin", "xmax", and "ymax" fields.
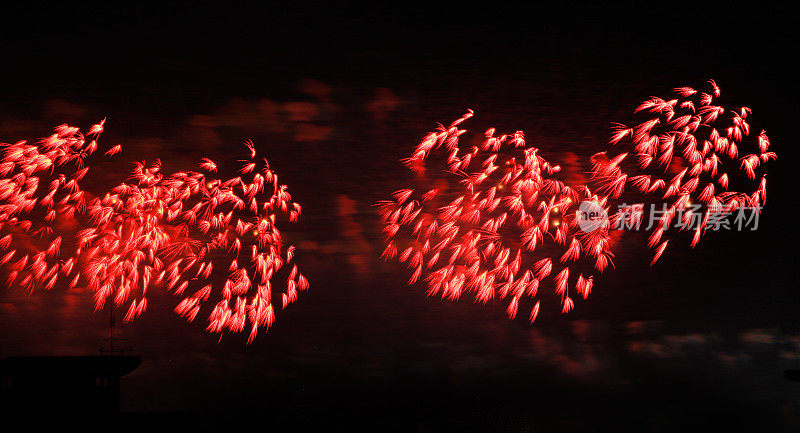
[{"xmin": 100, "ymin": 308, "xmax": 132, "ymax": 356}]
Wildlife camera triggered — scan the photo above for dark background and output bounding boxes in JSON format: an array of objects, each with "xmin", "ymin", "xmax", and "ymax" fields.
[{"xmin": 1, "ymin": 2, "xmax": 799, "ymax": 431}]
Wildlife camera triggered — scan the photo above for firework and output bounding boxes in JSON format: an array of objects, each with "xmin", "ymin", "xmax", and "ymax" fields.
[
  {"xmin": 81, "ymin": 140, "xmax": 307, "ymax": 343},
  {"xmin": 0, "ymin": 120, "xmax": 115, "ymax": 292},
  {"xmin": 378, "ymin": 111, "xmax": 615, "ymax": 322},
  {"xmin": 1, "ymin": 121, "xmax": 306, "ymax": 343},
  {"xmin": 591, "ymin": 80, "xmax": 775, "ymax": 263}
]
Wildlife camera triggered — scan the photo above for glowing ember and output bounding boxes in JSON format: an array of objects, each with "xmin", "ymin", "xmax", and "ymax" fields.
[{"xmin": 378, "ymin": 111, "xmax": 615, "ymax": 322}]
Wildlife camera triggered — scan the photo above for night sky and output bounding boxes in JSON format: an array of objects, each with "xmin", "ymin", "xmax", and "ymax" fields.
[{"xmin": 1, "ymin": 2, "xmax": 799, "ymax": 430}]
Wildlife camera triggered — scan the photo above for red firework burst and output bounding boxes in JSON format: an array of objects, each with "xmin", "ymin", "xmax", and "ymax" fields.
[
  {"xmin": 0, "ymin": 120, "xmax": 116, "ymax": 292},
  {"xmin": 590, "ymin": 80, "xmax": 776, "ymax": 264},
  {"xmin": 378, "ymin": 111, "xmax": 615, "ymax": 322},
  {"xmin": 81, "ymin": 141, "xmax": 307, "ymax": 343}
]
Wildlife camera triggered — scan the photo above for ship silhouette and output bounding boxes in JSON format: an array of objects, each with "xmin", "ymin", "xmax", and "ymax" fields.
[{"xmin": 0, "ymin": 316, "xmax": 140, "ymax": 414}]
